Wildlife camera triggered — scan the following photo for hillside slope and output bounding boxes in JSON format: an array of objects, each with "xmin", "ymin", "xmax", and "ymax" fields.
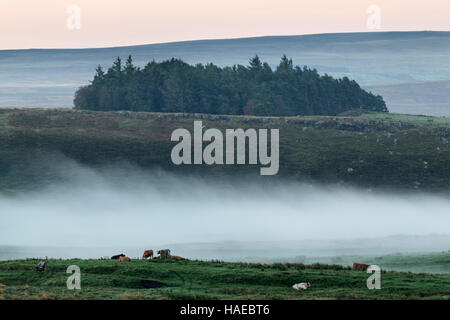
[{"xmin": 0, "ymin": 109, "xmax": 449, "ymax": 191}]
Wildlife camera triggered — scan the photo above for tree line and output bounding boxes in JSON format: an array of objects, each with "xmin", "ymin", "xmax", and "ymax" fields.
[{"xmin": 74, "ymin": 55, "xmax": 388, "ymax": 116}]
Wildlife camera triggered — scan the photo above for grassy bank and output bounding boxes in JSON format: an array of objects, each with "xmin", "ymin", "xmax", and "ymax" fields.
[
  {"xmin": 0, "ymin": 258, "xmax": 449, "ymax": 300},
  {"xmin": 0, "ymin": 108, "xmax": 449, "ymax": 191}
]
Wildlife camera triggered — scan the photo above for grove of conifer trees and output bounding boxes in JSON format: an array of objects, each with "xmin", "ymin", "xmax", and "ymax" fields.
[{"xmin": 74, "ymin": 55, "xmax": 388, "ymax": 116}]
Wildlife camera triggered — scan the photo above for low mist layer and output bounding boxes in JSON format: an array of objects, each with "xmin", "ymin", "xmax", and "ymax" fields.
[{"xmin": 0, "ymin": 158, "xmax": 449, "ymax": 260}]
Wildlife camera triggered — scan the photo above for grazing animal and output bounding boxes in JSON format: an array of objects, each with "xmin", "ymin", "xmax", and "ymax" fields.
[
  {"xmin": 142, "ymin": 250, "xmax": 154, "ymax": 259},
  {"xmin": 169, "ymin": 255, "xmax": 183, "ymax": 260},
  {"xmin": 111, "ymin": 254, "xmax": 125, "ymax": 260},
  {"xmin": 353, "ymin": 262, "xmax": 371, "ymax": 271},
  {"xmin": 292, "ymin": 282, "xmax": 310, "ymax": 290},
  {"xmin": 119, "ymin": 256, "xmax": 131, "ymax": 262},
  {"xmin": 36, "ymin": 261, "xmax": 47, "ymax": 272},
  {"xmin": 157, "ymin": 249, "xmax": 171, "ymax": 259}
]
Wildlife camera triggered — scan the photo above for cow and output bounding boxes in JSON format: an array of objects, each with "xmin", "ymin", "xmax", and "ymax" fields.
[
  {"xmin": 142, "ymin": 250, "xmax": 154, "ymax": 259},
  {"xmin": 157, "ymin": 249, "xmax": 171, "ymax": 259},
  {"xmin": 353, "ymin": 262, "xmax": 371, "ymax": 271},
  {"xmin": 292, "ymin": 282, "xmax": 310, "ymax": 290},
  {"xmin": 169, "ymin": 255, "xmax": 183, "ymax": 260},
  {"xmin": 111, "ymin": 254, "xmax": 125, "ymax": 260},
  {"xmin": 119, "ymin": 256, "xmax": 131, "ymax": 262},
  {"xmin": 36, "ymin": 261, "xmax": 47, "ymax": 272}
]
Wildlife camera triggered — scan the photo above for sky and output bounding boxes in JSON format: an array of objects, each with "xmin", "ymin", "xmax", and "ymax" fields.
[{"xmin": 0, "ymin": 0, "xmax": 450, "ymax": 49}]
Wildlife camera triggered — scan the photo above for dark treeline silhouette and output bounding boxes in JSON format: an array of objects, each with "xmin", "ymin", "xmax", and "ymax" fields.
[{"xmin": 74, "ymin": 55, "xmax": 387, "ymax": 116}]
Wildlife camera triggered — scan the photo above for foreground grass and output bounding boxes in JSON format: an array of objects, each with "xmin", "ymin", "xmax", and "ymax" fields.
[{"xmin": 0, "ymin": 258, "xmax": 449, "ymax": 300}]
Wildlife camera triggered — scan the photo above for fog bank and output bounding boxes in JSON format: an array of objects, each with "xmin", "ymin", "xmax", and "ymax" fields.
[{"xmin": 0, "ymin": 160, "xmax": 449, "ymax": 259}]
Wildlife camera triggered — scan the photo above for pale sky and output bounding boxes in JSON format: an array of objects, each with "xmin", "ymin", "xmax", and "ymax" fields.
[{"xmin": 1, "ymin": 0, "xmax": 449, "ymax": 49}]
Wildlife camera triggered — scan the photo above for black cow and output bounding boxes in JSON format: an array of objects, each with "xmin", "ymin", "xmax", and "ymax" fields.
[
  {"xmin": 36, "ymin": 261, "xmax": 47, "ymax": 272},
  {"xmin": 111, "ymin": 254, "xmax": 126, "ymax": 260},
  {"xmin": 157, "ymin": 249, "xmax": 171, "ymax": 259}
]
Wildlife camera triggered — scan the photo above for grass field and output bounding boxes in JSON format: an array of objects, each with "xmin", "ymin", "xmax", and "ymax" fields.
[{"xmin": 0, "ymin": 256, "xmax": 449, "ymax": 300}]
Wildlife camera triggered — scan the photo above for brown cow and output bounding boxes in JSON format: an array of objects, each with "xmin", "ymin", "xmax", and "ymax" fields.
[
  {"xmin": 353, "ymin": 262, "xmax": 371, "ymax": 271},
  {"xmin": 119, "ymin": 256, "xmax": 131, "ymax": 262},
  {"xmin": 142, "ymin": 250, "xmax": 154, "ymax": 259},
  {"xmin": 169, "ymin": 255, "xmax": 183, "ymax": 260}
]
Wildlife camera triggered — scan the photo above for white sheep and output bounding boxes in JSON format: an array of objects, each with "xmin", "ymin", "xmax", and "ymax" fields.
[{"xmin": 292, "ymin": 282, "xmax": 311, "ymax": 290}]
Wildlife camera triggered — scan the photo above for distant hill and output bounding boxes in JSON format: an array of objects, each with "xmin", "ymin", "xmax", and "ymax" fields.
[
  {"xmin": 366, "ymin": 80, "xmax": 450, "ymax": 117},
  {"xmin": 1, "ymin": 31, "xmax": 450, "ymax": 115}
]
